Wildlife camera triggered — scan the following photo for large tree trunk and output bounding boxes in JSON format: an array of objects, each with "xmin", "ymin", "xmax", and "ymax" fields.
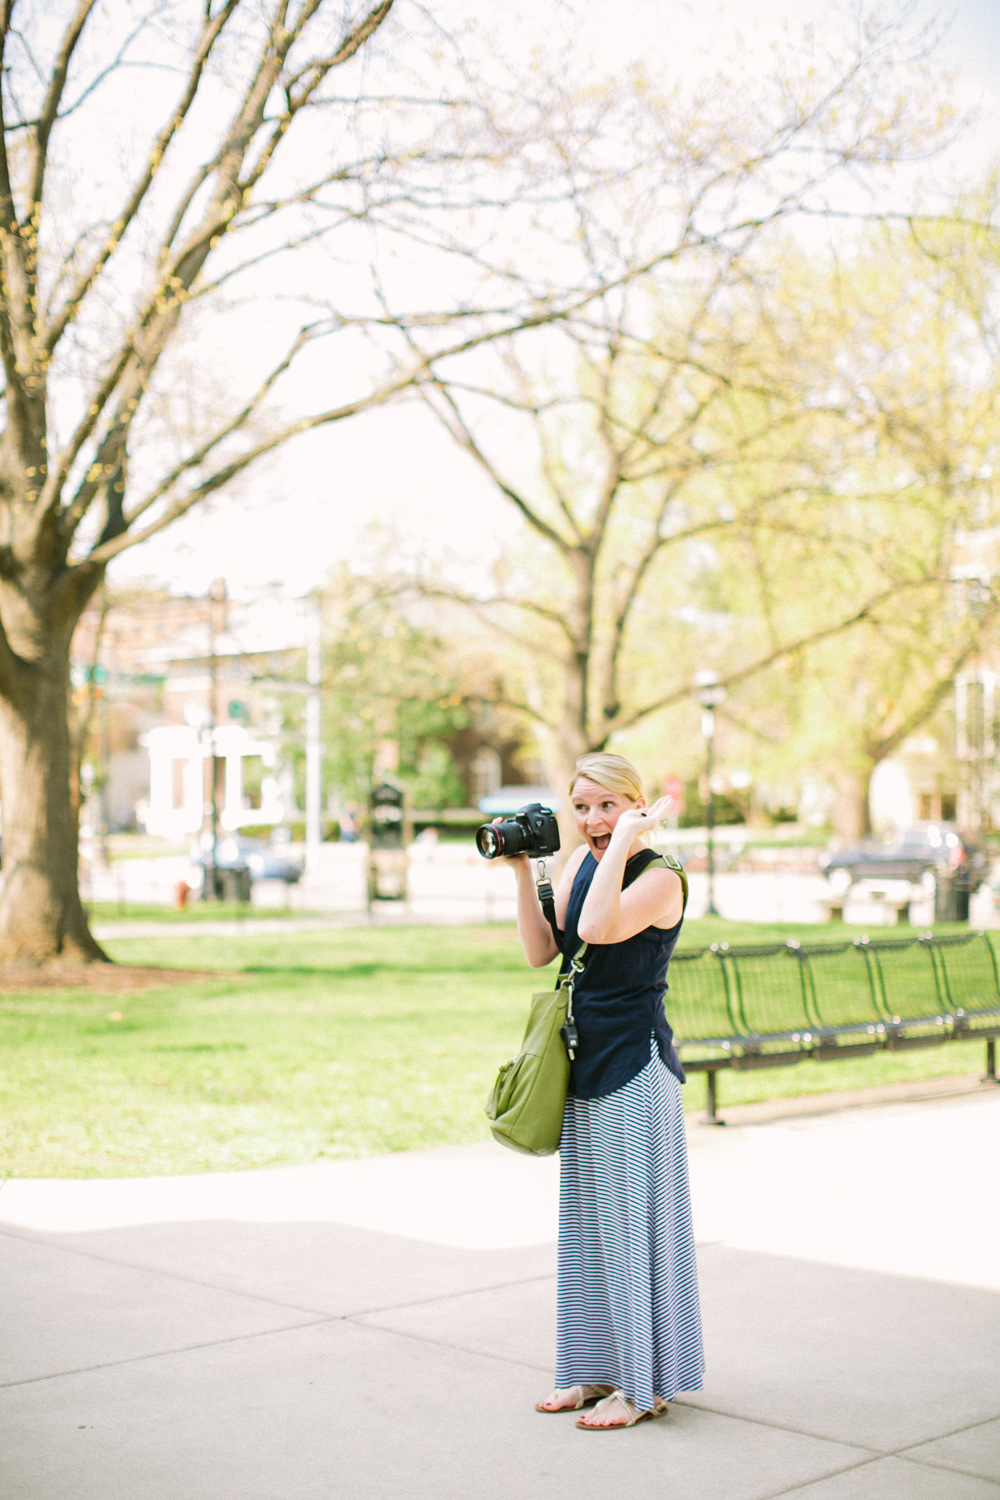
[
  {"xmin": 549, "ymin": 722, "xmax": 588, "ymax": 865},
  {"xmin": 0, "ymin": 625, "xmax": 106, "ymax": 967},
  {"xmin": 541, "ymin": 548, "xmax": 599, "ymax": 861},
  {"xmin": 831, "ymin": 765, "xmax": 874, "ymax": 842},
  {"xmin": 538, "ymin": 666, "xmax": 612, "ymax": 867}
]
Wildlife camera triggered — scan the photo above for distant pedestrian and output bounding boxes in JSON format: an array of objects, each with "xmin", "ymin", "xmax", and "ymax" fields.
[{"xmin": 504, "ymin": 752, "xmax": 704, "ymax": 1429}]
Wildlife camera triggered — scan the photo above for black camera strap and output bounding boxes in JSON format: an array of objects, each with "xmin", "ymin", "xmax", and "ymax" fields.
[
  {"xmin": 556, "ymin": 940, "xmax": 587, "ymax": 1060},
  {"xmin": 534, "ymin": 861, "xmax": 563, "ymax": 953}
]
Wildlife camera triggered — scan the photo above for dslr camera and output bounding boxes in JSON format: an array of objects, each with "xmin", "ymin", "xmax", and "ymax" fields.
[{"xmin": 475, "ymin": 802, "xmax": 560, "ymax": 860}]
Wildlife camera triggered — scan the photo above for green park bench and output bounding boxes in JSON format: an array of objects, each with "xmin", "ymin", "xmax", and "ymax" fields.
[{"xmin": 668, "ymin": 931, "xmax": 1000, "ymax": 1122}]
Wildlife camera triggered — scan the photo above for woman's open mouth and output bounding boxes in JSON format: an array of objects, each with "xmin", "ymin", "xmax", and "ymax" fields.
[{"xmin": 591, "ymin": 833, "xmax": 611, "ymax": 852}]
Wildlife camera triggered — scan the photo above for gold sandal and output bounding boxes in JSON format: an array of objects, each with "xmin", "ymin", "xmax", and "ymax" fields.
[
  {"xmin": 535, "ymin": 1384, "xmax": 616, "ymax": 1413},
  {"xmin": 576, "ymin": 1389, "xmax": 669, "ymax": 1430}
]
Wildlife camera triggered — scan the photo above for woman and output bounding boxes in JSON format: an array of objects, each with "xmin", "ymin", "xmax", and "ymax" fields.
[{"xmin": 504, "ymin": 752, "xmax": 704, "ymax": 1431}]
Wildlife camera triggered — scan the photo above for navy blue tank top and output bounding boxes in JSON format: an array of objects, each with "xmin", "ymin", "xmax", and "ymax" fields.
[{"xmin": 560, "ymin": 848, "xmax": 686, "ymax": 1100}]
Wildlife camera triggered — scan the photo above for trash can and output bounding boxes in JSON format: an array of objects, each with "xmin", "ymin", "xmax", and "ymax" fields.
[
  {"xmin": 221, "ymin": 867, "xmax": 252, "ymax": 904},
  {"xmin": 935, "ymin": 872, "xmax": 970, "ymax": 923}
]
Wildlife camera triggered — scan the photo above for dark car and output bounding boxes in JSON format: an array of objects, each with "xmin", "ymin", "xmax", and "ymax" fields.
[
  {"xmin": 193, "ymin": 833, "xmax": 303, "ymax": 884},
  {"xmin": 821, "ymin": 825, "xmax": 988, "ymax": 896}
]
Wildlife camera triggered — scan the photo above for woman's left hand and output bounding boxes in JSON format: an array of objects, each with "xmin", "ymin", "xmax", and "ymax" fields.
[{"xmin": 611, "ymin": 794, "xmax": 674, "ymax": 845}]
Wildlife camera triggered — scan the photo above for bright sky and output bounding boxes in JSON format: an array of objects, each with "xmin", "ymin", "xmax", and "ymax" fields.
[{"xmin": 110, "ymin": 0, "xmax": 1000, "ymax": 602}]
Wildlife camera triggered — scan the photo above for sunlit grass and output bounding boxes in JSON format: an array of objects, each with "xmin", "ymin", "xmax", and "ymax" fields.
[
  {"xmin": 0, "ymin": 919, "xmax": 989, "ymax": 1177},
  {"xmin": 86, "ymin": 901, "xmax": 314, "ymax": 924}
]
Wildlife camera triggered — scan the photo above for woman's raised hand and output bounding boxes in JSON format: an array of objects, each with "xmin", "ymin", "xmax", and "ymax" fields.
[{"xmin": 611, "ymin": 794, "xmax": 674, "ymax": 844}]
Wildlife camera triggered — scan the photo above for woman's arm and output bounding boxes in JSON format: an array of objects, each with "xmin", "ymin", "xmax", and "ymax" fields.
[
  {"xmin": 510, "ymin": 856, "xmax": 559, "ymax": 967},
  {"xmin": 576, "ymin": 797, "xmax": 683, "ymax": 944},
  {"xmin": 510, "ymin": 844, "xmax": 588, "ymax": 968},
  {"xmin": 577, "ymin": 866, "xmax": 683, "ymax": 945}
]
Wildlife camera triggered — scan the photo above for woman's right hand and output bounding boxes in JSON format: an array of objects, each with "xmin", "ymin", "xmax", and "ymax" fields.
[{"xmin": 493, "ymin": 816, "xmax": 530, "ymax": 867}]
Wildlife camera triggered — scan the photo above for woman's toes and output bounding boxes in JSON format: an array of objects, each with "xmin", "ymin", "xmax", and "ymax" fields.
[
  {"xmin": 580, "ymin": 1406, "xmax": 615, "ymax": 1427},
  {"xmin": 536, "ymin": 1387, "xmax": 575, "ymax": 1411},
  {"xmin": 578, "ymin": 1392, "xmax": 636, "ymax": 1427},
  {"xmin": 581, "ymin": 1410, "xmax": 618, "ymax": 1428}
]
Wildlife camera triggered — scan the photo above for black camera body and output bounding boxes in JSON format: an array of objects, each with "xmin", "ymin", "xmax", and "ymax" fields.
[{"xmin": 475, "ymin": 802, "xmax": 561, "ymax": 860}]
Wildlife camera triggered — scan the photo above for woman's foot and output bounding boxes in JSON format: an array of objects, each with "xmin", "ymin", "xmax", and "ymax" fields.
[
  {"xmin": 576, "ymin": 1390, "xmax": 668, "ymax": 1429},
  {"xmin": 535, "ymin": 1384, "xmax": 615, "ymax": 1413}
]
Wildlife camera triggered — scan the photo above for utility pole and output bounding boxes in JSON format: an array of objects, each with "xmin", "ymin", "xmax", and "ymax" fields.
[
  {"xmin": 246, "ymin": 592, "xmax": 323, "ymax": 870},
  {"xmin": 305, "ymin": 595, "xmax": 322, "ymax": 876}
]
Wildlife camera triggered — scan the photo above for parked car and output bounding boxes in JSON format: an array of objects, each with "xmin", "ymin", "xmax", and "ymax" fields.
[
  {"xmin": 821, "ymin": 825, "xmax": 988, "ymax": 897},
  {"xmin": 192, "ymin": 833, "xmax": 303, "ymax": 884}
]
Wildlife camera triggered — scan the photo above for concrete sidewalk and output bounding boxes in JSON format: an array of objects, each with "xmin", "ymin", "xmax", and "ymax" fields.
[{"xmin": 2, "ymin": 1093, "xmax": 999, "ymax": 1499}]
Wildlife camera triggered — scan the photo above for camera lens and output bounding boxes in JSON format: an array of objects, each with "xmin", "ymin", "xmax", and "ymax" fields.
[{"xmin": 476, "ymin": 825, "xmax": 502, "ymax": 858}]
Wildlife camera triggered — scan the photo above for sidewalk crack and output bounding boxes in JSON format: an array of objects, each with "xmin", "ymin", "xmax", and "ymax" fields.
[
  {"xmin": 0, "ymin": 1224, "xmax": 338, "ymax": 1319},
  {"xmin": 0, "ymin": 1318, "xmax": 338, "ymax": 1392},
  {"xmin": 0, "ymin": 1224, "xmax": 556, "ymax": 1323}
]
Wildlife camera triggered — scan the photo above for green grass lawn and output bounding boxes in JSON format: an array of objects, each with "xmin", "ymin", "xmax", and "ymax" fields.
[
  {"xmin": 0, "ymin": 918, "xmax": 991, "ymax": 1179},
  {"xmin": 86, "ymin": 901, "xmax": 314, "ymax": 924}
]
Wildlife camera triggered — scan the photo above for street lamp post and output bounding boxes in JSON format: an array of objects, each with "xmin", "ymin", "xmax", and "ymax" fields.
[
  {"xmin": 693, "ymin": 670, "xmax": 727, "ymax": 918},
  {"xmin": 203, "ymin": 580, "xmax": 224, "ymax": 901}
]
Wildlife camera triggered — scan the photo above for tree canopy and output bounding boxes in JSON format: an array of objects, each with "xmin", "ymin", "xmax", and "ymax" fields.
[{"xmin": 0, "ymin": 0, "xmax": 983, "ymax": 957}]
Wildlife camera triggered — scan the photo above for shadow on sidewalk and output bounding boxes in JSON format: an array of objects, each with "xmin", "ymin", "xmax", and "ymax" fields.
[{"xmin": 2, "ymin": 1216, "xmax": 999, "ymax": 1499}]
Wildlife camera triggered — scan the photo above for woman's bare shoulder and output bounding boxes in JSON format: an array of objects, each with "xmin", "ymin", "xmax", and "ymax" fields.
[{"xmin": 630, "ymin": 863, "xmax": 684, "ymax": 929}]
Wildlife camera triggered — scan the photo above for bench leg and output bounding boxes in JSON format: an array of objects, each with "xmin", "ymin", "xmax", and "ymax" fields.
[
  {"xmin": 705, "ymin": 1070, "xmax": 726, "ymax": 1125},
  {"xmin": 985, "ymin": 1039, "xmax": 999, "ymax": 1083}
]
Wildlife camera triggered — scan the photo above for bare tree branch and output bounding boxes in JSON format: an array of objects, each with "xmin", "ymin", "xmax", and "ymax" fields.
[
  {"xmin": 43, "ymin": 0, "xmax": 240, "ymax": 356},
  {"xmin": 616, "ymin": 579, "xmax": 942, "ymax": 736},
  {"xmin": 418, "ymin": 377, "xmax": 576, "ymax": 552},
  {"xmin": 865, "ymin": 613, "xmax": 1000, "ymax": 763},
  {"xmin": 27, "ymin": 0, "xmax": 97, "ymax": 212},
  {"xmin": 461, "ymin": 690, "xmax": 560, "ymax": 731},
  {"xmin": 404, "ymin": 582, "xmax": 577, "ymax": 650}
]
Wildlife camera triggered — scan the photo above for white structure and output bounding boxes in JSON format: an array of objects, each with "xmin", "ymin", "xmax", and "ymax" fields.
[
  {"xmin": 141, "ymin": 723, "xmax": 283, "ymax": 840},
  {"xmin": 869, "ymin": 758, "xmax": 917, "ymax": 832}
]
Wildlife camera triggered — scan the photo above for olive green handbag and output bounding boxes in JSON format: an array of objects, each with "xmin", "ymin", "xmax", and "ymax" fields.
[
  {"xmin": 484, "ymin": 852, "xmax": 687, "ymax": 1157},
  {"xmin": 484, "ymin": 942, "xmax": 587, "ymax": 1157}
]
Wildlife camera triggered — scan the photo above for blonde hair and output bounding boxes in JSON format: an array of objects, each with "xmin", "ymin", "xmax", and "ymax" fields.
[{"xmin": 570, "ymin": 752, "xmax": 644, "ymax": 802}]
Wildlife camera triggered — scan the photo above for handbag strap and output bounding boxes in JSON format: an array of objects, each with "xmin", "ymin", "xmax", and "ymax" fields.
[
  {"xmin": 557, "ymin": 939, "xmax": 588, "ymax": 1027},
  {"xmin": 639, "ymin": 851, "xmax": 689, "ymax": 915}
]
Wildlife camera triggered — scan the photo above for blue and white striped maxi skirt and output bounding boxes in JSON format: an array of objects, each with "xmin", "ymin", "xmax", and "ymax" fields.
[{"xmin": 555, "ymin": 1040, "xmax": 704, "ymax": 1411}]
